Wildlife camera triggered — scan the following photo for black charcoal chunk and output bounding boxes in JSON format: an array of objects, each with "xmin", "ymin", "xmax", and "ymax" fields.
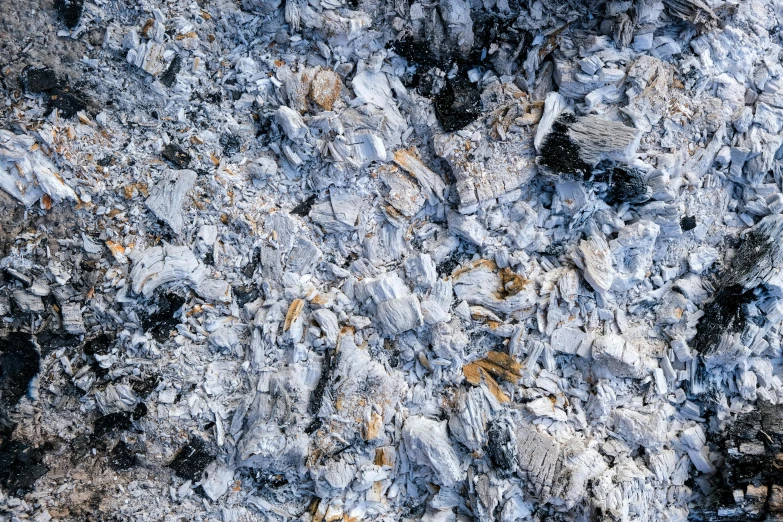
[
  {"xmin": 759, "ymin": 399, "xmax": 783, "ymax": 439},
  {"xmin": 47, "ymin": 88, "xmax": 88, "ymax": 118},
  {"xmin": 131, "ymin": 374, "xmax": 160, "ymax": 398},
  {"xmin": 168, "ymin": 438, "xmax": 215, "ymax": 482},
  {"xmin": 290, "ymin": 195, "xmax": 317, "ymax": 217},
  {"xmin": 54, "ymin": 0, "xmax": 84, "ymax": 29},
  {"xmin": 141, "ymin": 293, "xmax": 186, "ymax": 343},
  {"xmin": 309, "ymin": 349, "xmax": 335, "ymax": 415},
  {"xmin": 0, "ymin": 410, "xmax": 15, "ymax": 446},
  {"xmin": 132, "ymin": 402, "xmax": 148, "ymax": 420},
  {"xmin": 538, "ymin": 115, "xmax": 593, "ymax": 178},
  {"xmin": 433, "ymin": 73, "xmax": 482, "ymax": 132},
  {"xmin": 36, "ymin": 331, "xmax": 80, "ymax": 357},
  {"xmin": 93, "ymin": 412, "xmax": 132, "ymax": 439},
  {"xmin": 602, "ymin": 166, "xmax": 649, "ymax": 205},
  {"xmin": 693, "ymin": 217, "xmax": 783, "ymax": 355},
  {"xmin": 162, "ymin": 143, "xmax": 191, "ymax": 169},
  {"xmin": 0, "ymin": 440, "xmax": 48, "ymax": 492},
  {"xmin": 20, "ymin": 66, "xmax": 59, "ymax": 93},
  {"xmin": 486, "ymin": 420, "xmax": 515, "ymax": 471},
  {"xmin": 692, "ymin": 284, "xmax": 752, "ymax": 355},
  {"xmin": 109, "ymin": 441, "xmax": 137, "ymax": 471},
  {"xmin": 0, "ymin": 333, "xmax": 40, "ymax": 407},
  {"xmin": 160, "ymin": 55, "xmax": 182, "ymax": 88},
  {"xmin": 390, "ymin": 36, "xmax": 440, "ymax": 67},
  {"xmin": 681, "ymin": 215, "xmax": 697, "ymax": 231}
]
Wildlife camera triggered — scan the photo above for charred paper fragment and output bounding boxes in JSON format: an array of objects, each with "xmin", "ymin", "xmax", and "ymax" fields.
[
  {"xmin": 598, "ymin": 166, "xmax": 651, "ymax": 205},
  {"xmin": 487, "ymin": 419, "xmax": 516, "ymax": 471},
  {"xmin": 141, "ymin": 293, "xmax": 186, "ymax": 342},
  {"xmin": 453, "ymin": 260, "xmax": 536, "ymax": 315},
  {"xmin": 448, "ymin": 387, "xmax": 499, "ymax": 452},
  {"xmin": 145, "ymin": 169, "xmax": 197, "ymax": 234},
  {"xmin": 664, "ymin": 0, "xmax": 718, "ymax": 25},
  {"xmin": 392, "ymin": 149, "xmax": 447, "ymax": 202}
]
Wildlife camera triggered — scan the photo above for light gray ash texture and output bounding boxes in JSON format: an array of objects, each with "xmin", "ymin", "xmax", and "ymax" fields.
[{"xmin": 2, "ymin": 0, "xmax": 783, "ymax": 521}]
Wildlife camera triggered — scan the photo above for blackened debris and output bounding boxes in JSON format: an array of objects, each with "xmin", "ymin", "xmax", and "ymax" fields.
[
  {"xmin": 692, "ymin": 285, "xmax": 753, "ymax": 355},
  {"xmin": 97, "ymin": 156, "xmax": 114, "ymax": 167},
  {"xmin": 601, "ymin": 167, "xmax": 649, "ymax": 205},
  {"xmin": 390, "ymin": 36, "xmax": 440, "ymax": 67},
  {"xmin": 759, "ymin": 399, "xmax": 783, "ymax": 441},
  {"xmin": 162, "ymin": 143, "xmax": 191, "ymax": 169},
  {"xmin": 538, "ymin": 114, "xmax": 592, "ymax": 177},
  {"xmin": 0, "ymin": 333, "xmax": 40, "ymax": 407},
  {"xmin": 109, "ymin": 441, "xmax": 137, "ymax": 471},
  {"xmin": 256, "ymin": 472, "xmax": 289, "ymax": 489},
  {"xmin": 47, "ymin": 88, "xmax": 88, "ymax": 118},
  {"xmin": 291, "ymin": 195, "xmax": 317, "ymax": 217},
  {"xmin": 141, "ymin": 292, "xmax": 186, "ymax": 343},
  {"xmin": 436, "ymin": 257, "xmax": 459, "ymax": 278},
  {"xmin": 54, "ymin": 0, "xmax": 84, "ymax": 29},
  {"xmin": 131, "ymin": 375, "xmax": 160, "ymax": 398},
  {"xmin": 0, "ymin": 411, "xmax": 14, "ymax": 446},
  {"xmin": 0, "ymin": 440, "xmax": 49, "ymax": 493},
  {"xmin": 723, "ymin": 228, "xmax": 770, "ymax": 287},
  {"xmin": 168, "ymin": 438, "xmax": 215, "ymax": 482},
  {"xmin": 160, "ymin": 55, "xmax": 182, "ymax": 88},
  {"xmin": 20, "ymin": 66, "xmax": 59, "ymax": 93},
  {"xmin": 220, "ymin": 133, "xmax": 242, "ymax": 155},
  {"xmin": 693, "ymin": 225, "xmax": 777, "ymax": 355},
  {"xmin": 690, "ymin": 401, "xmax": 783, "ymax": 520},
  {"xmin": 93, "ymin": 412, "xmax": 132, "ymax": 439},
  {"xmin": 486, "ymin": 420, "xmax": 515, "ymax": 471},
  {"xmin": 309, "ymin": 350, "xmax": 335, "ymax": 416},
  {"xmin": 35, "ymin": 331, "xmax": 80, "ymax": 356},
  {"xmin": 132, "ymin": 402, "xmax": 148, "ymax": 421},
  {"xmin": 433, "ymin": 73, "xmax": 482, "ymax": 132},
  {"xmin": 304, "ymin": 418, "xmax": 323, "ymax": 435},
  {"xmin": 84, "ymin": 334, "xmax": 112, "ymax": 379},
  {"xmin": 233, "ymin": 285, "xmax": 260, "ymax": 307},
  {"xmin": 681, "ymin": 215, "xmax": 697, "ymax": 231}
]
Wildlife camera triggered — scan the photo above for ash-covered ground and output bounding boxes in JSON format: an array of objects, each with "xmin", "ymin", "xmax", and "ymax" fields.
[{"xmin": 2, "ymin": 0, "xmax": 783, "ymax": 520}]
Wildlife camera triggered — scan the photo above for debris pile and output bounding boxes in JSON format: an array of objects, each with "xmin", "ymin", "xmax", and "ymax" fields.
[{"xmin": 1, "ymin": 0, "xmax": 783, "ymax": 520}]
